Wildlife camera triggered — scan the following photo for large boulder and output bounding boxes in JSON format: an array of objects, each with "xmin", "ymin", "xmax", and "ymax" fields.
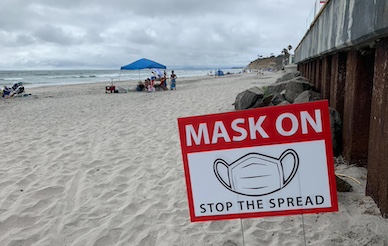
[
  {"xmin": 284, "ymin": 82, "xmax": 305, "ymax": 103},
  {"xmin": 275, "ymin": 71, "xmax": 301, "ymax": 83},
  {"xmin": 293, "ymin": 94, "xmax": 342, "ymax": 156},
  {"xmin": 234, "ymin": 87, "xmax": 264, "ymax": 110},
  {"xmin": 292, "ymin": 76, "xmax": 313, "ymax": 83},
  {"xmin": 266, "ymin": 77, "xmax": 315, "ymax": 101},
  {"xmin": 266, "ymin": 82, "xmax": 287, "ymax": 96},
  {"xmin": 293, "ymin": 90, "xmax": 322, "ymax": 104},
  {"xmin": 284, "ymin": 79, "xmax": 316, "ymax": 103}
]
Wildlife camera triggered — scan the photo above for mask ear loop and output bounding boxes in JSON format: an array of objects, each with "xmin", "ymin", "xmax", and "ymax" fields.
[
  {"xmin": 213, "ymin": 159, "xmax": 232, "ymax": 190},
  {"xmin": 279, "ymin": 149, "xmax": 300, "ymax": 187}
]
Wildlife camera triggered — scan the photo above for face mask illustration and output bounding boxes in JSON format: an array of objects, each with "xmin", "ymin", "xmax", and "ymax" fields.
[{"xmin": 213, "ymin": 149, "xmax": 299, "ymax": 196}]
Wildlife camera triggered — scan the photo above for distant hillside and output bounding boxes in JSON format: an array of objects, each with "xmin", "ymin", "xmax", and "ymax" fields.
[{"xmin": 246, "ymin": 55, "xmax": 289, "ymax": 71}]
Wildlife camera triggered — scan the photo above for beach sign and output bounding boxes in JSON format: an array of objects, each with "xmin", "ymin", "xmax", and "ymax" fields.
[{"xmin": 177, "ymin": 100, "xmax": 338, "ymax": 222}]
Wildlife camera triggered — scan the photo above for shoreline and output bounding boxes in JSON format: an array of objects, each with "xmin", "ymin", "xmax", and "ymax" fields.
[{"xmin": 1, "ymin": 68, "xmax": 244, "ymax": 90}]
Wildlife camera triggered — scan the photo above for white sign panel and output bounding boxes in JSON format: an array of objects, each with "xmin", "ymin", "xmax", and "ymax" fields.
[{"xmin": 178, "ymin": 101, "xmax": 338, "ymax": 222}]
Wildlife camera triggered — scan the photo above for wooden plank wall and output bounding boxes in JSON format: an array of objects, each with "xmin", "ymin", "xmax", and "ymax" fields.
[
  {"xmin": 297, "ymin": 37, "xmax": 388, "ymax": 216},
  {"xmin": 366, "ymin": 37, "xmax": 388, "ymax": 218}
]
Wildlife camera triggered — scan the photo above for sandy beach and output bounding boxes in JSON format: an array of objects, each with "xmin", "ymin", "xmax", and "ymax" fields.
[{"xmin": 1, "ymin": 72, "xmax": 388, "ymax": 246}]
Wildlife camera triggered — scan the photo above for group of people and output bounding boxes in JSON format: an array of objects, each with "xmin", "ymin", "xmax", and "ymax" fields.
[
  {"xmin": 136, "ymin": 70, "xmax": 177, "ymax": 92},
  {"xmin": 1, "ymin": 82, "xmax": 25, "ymax": 98}
]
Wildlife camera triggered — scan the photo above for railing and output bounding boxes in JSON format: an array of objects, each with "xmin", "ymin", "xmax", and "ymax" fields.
[{"xmin": 305, "ymin": 0, "xmax": 327, "ymax": 30}]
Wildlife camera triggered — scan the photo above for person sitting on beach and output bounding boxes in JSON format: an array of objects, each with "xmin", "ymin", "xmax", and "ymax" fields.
[
  {"xmin": 136, "ymin": 81, "xmax": 145, "ymax": 91},
  {"xmin": 11, "ymin": 82, "xmax": 24, "ymax": 96},
  {"xmin": 144, "ymin": 78, "xmax": 150, "ymax": 88},
  {"xmin": 170, "ymin": 71, "xmax": 177, "ymax": 90},
  {"xmin": 144, "ymin": 78, "xmax": 155, "ymax": 92},
  {"xmin": 2, "ymin": 86, "xmax": 11, "ymax": 98},
  {"xmin": 12, "ymin": 83, "xmax": 19, "ymax": 91}
]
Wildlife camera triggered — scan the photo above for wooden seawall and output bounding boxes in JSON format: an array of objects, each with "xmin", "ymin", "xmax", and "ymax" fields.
[{"xmin": 294, "ymin": 0, "xmax": 388, "ymax": 217}]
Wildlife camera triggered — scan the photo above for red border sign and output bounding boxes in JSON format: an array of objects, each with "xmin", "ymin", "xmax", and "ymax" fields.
[{"xmin": 178, "ymin": 100, "xmax": 338, "ymax": 222}]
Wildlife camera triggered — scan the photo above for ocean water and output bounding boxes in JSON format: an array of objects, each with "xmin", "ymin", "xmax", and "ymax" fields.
[{"xmin": 0, "ymin": 68, "xmax": 243, "ymax": 88}]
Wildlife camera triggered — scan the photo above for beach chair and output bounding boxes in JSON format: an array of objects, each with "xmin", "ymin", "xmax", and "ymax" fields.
[
  {"xmin": 105, "ymin": 85, "xmax": 116, "ymax": 93},
  {"xmin": 105, "ymin": 80, "xmax": 116, "ymax": 93}
]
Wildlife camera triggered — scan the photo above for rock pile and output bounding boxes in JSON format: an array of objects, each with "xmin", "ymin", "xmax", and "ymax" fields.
[{"xmin": 233, "ymin": 70, "xmax": 349, "ymax": 192}]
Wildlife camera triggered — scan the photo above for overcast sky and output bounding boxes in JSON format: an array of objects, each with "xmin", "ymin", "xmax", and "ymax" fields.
[{"xmin": 0, "ymin": 0, "xmax": 320, "ymax": 70}]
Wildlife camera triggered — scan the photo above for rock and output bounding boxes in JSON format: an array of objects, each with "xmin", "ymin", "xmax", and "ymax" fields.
[
  {"xmin": 293, "ymin": 90, "xmax": 322, "ymax": 104},
  {"xmin": 277, "ymin": 101, "xmax": 291, "ymax": 106},
  {"xmin": 336, "ymin": 175, "xmax": 352, "ymax": 192},
  {"xmin": 330, "ymin": 107, "xmax": 343, "ymax": 156},
  {"xmin": 266, "ymin": 77, "xmax": 315, "ymax": 102},
  {"xmin": 275, "ymin": 71, "xmax": 301, "ymax": 83},
  {"xmin": 262, "ymin": 94, "xmax": 274, "ymax": 107},
  {"xmin": 266, "ymin": 82, "xmax": 287, "ymax": 96},
  {"xmin": 284, "ymin": 79, "xmax": 316, "ymax": 103},
  {"xmin": 284, "ymin": 82, "xmax": 305, "ymax": 103},
  {"xmin": 270, "ymin": 93, "xmax": 288, "ymax": 106},
  {"xmin": 251, "ymin": 97, "xmax": 265, "ymax": 108},
  {"xmin": 292, "ymin": 76, "xmax": 312, "ymax": 83},
  {"xmin": 234, "ymin": 87, "xmax": 264, "ymax": 110}
]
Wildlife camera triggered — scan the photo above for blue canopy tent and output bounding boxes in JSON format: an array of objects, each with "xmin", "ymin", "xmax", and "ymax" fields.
[
  {"xmin": 121, "ymin": 58, "xmax": 166, "ymax": 70},
  {"xmin": 120, "ymin": 58, "xmax": 167, "ymax": 81}
]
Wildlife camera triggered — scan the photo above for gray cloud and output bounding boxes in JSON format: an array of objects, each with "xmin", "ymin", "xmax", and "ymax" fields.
[
  {"xmin": 0, "ymin": 0, "xmax": 318, "ymax": 69},
  {"xmin": 33, "ymin": 24, "xmax": 82, "ymax": 45}
]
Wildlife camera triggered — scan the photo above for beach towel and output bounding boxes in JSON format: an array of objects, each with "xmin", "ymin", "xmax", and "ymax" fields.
[{"xmin": 171, "ymin": 78, "xmax": 176, "ymax": 90}]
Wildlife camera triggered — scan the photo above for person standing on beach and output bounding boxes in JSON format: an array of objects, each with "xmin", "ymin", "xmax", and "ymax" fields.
[{"xmin": 170, "ymin": 71, "xmax": 177, "ymax": 90}]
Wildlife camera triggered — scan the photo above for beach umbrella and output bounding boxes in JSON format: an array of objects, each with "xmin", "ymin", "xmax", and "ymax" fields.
[{"xmin": 120, "ymin": 58, "xmax": 167, "ymax": 81}]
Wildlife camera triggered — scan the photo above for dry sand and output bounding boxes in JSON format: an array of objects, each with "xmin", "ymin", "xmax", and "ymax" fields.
[{"xmin": 1, "ymin": 72, "xmax": 388, "ymax": 246}]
